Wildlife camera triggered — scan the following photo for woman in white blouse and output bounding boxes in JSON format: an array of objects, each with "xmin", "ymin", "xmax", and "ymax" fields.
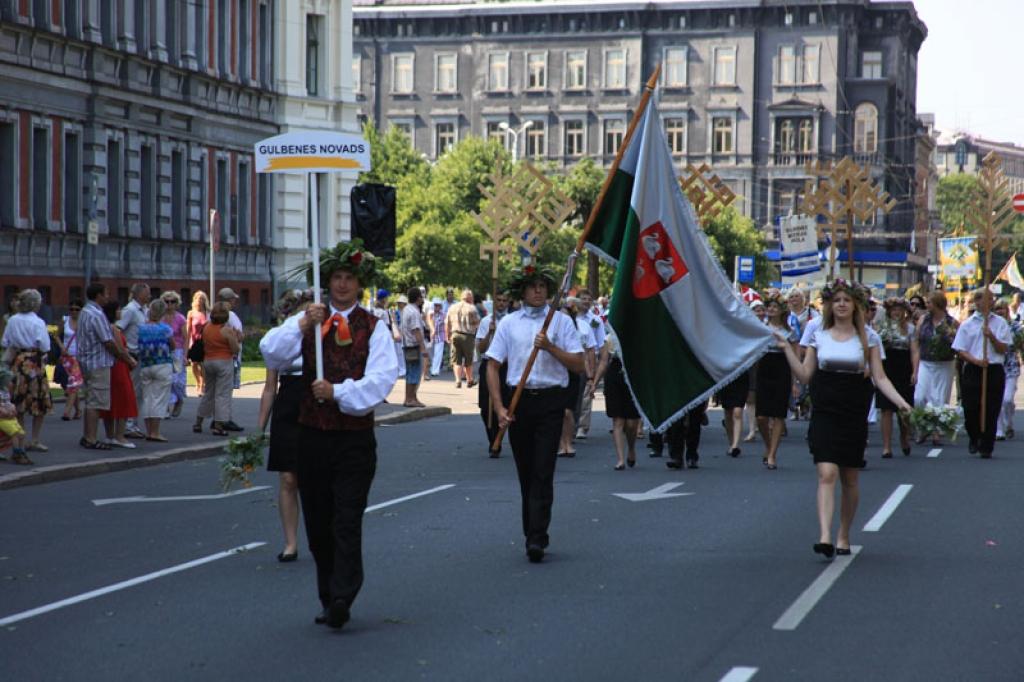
[
  {"xmin": 0, "ymin": 289, "xmax": 52, "ymax": 454},
  {"xmin": 778, "ymin": 280, "xmax": 911, "ymax": 559}
]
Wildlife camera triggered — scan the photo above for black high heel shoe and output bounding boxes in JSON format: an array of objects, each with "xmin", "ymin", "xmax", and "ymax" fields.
[
  {"xmin": 835, "ymin": 547, "xmax": 851, "ymax": 556},
  {"xmin": 901, "ymin": 446, "xmax": 911, "ymax": 456},
  {"xmin": 813, "ymin": 543, "xmax": 835, "ymax": 559}
]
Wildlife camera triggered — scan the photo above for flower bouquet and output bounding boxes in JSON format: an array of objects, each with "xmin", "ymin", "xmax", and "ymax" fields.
[
  {"xmin": 908, "ymin": 405, "xmax": 962, "ymax": 442},
  {"xmin": 220, "ymin": 433, "xmax": 268, "ymax": 492}
]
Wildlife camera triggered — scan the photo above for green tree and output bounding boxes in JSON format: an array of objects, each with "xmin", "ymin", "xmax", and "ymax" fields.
[
  {"xmin": 358, "ymin": 122, "xmax": 429, "ymax": 187},
  {"xmin": 935, "ymin": 174, "xmax": 982, "ymax": 235},
  {"xmin": 702, "ymin": 206, "xmax": 771, "ymax": 289}
]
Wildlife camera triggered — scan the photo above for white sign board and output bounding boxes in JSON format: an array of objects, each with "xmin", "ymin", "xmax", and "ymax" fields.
[
  {"xmin": 255, "ymin": 131, "xmax": 371, "ymax": 174},
  {"xmin": 779, "ymin": 215, "xmax": 818, "ymax": 258}
]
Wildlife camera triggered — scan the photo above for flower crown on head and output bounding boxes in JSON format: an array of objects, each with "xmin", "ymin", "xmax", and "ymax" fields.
[
  {"xmin": 883, "ymin": 297, "xmax": 910, "ymax": 312},
  {"xmin": 820, "ymin": 278, "xmax": 870, "ymax": 308},
  {"xmin": 289, "ymin": 238, "xmax": 378, "ymax": 288},
  {"xmin": 508, "ymin": 263, "xmax": 559, "ymax": 296},
  {"xmin": 762, "ymin": 291, "xmax": 789, "ymax": 314}
]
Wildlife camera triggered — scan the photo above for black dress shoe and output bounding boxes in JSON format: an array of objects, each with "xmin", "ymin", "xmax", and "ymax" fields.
[
  {"xmin": 315, "ymin": 609, "xmax": 328, "ymax": 625},
  {"xmin": 326, "ymin": 600, "xmax": 350, "ymax": 629},
  {"xmin": 687, "ymin": 458, "xmax": 699, "ymax": 469},
  {"xmin": 665, "ymin": 460, "xmax": 683, "ymax": 470},
  {"xmin": 488, "ymin": 449, "xmax": 500, "ymax": 459},
  {"xmin": 968, "ymin": 440, "xmax": 978, "ymax": 454},
  {"xmin": 277, "ymin": 551, "xmax": 298, "ymax": 563},
  {"xmin": 223, "ymin": 421, "xmax": 244, "ymax": 432},
  {"xmin": 526, "ymin": 544, "xmax": 544, "ymax": 563},
  {"xmin": 835, "ymin": 547, "xmax": 852, "ymax": 556},
  {"xmin": 727, "ymin": 448, "xmax": 741, "ymax": 458}
]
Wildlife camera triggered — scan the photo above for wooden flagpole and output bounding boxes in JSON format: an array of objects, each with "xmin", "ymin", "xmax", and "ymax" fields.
[{"xmin": 491, "ymin": 64, "xmax": 662, "ymax": 451}]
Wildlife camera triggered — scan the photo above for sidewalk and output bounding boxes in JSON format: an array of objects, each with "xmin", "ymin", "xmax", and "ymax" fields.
[{"xmin": 0, "ymin": 375, "xmax": 465, "ymax": 490}]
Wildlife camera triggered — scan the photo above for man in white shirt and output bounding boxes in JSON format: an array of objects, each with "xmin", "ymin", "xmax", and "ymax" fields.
[
  {"xmin": 259, "ymin": 241, "xmax": 397, "ymax": 630},
  {"xmin": 476, "ymin": 290, "xmax": 510, "ymax": 457},
  {"xmin": 399, "ymin": 288, "xmax": 428, "ymax": 407},
  {"xmin": 486, "ymin": 266, "xmax": 584, "ymax": 563},
  {"xmin": 217, "ymin": 287, "xmax": 245, "ymax": 431},
  {"xmin": 117, "ymin": 282, "xmax": 150, "ymax": 438},
  {"xmin": 574, "ymin": 289, "xmax": 605, "ymax": 440},
  {"xmin": 953, "ymin": 288, "xmax": 1012, "ymax": 458}
]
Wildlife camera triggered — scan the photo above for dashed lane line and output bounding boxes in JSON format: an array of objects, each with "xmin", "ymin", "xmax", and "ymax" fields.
[
  {"xmin": 772, "ymin": 546, "xmax": 862, "ymax": 631},
  {"xmin": 862, "ymin": 484, "xmax": 914, "ymax": 532}
]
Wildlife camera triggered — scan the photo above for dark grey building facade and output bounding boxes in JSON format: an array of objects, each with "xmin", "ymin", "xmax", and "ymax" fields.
[
  {"xmin": 353, "ymin": 0, "xmax": 928, "ymax": 285},
  {"xmin": 0, "ymin": 0, "xmax": 277, "ymax": 315}
]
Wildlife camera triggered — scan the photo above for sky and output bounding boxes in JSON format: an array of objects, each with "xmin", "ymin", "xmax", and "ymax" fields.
[{"xmin": 912, "ymin": 0, "xmax": 1023, "ymax": 143}]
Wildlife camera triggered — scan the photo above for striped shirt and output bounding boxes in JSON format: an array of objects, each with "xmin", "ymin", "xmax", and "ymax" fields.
[{"xmin": 77, "ymin": 301, "xmax": 115, "ymax": 372}]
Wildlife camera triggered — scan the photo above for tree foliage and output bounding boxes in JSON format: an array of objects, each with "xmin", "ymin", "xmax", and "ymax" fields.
[
  {"xmin": 702, "ymin": 206, "xmax": 771, "ymax": 290},
  {"xmin": 935, "ymin": 174, "xmax": 982, "ymax": 236}
]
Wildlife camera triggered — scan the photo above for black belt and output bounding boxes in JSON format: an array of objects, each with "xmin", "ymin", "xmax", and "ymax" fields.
[{"xmin": 513, "ymin": 386, "xmax": 564, "ymax": 397}]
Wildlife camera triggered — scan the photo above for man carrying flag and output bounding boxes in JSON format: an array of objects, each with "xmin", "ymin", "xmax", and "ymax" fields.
[{"xmin": 585, "ymin": 98, "xmax": 774, "ymax": 432}]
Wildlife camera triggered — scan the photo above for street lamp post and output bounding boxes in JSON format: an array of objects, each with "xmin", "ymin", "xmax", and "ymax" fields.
[{"xmin": 499, "ymin": 120, "xmax": 534, "ymax": 163}]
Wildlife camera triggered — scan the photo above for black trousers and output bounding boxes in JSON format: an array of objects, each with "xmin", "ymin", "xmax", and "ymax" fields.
[
  {"xmin": 479, "ymin": 360, "xmax": 507, "ymax": 454},
  {"xmin": 961, "ymin": 364, "xmax": 1005, "ymax": 455},
  {"xmin": 667, "ymin": 401, "xmax": 707, "ymax": 463},
  {"xmin": 505, "ymin": 386, "xmax": 563, "ymax": 548},
  {"xmin": 296, "ymin": 426, "xmax": 377, "ymax": 609}
]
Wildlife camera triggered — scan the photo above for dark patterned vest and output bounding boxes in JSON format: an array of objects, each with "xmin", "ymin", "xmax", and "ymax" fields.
[{"xmin": 298, "ymin": 305, "xmax": 378, "ymax": 432}]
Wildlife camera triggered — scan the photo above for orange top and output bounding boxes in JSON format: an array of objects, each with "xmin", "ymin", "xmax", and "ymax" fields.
[{"xmin": 202, "ymin": 323, "xmax": 235, "ymax": 360}]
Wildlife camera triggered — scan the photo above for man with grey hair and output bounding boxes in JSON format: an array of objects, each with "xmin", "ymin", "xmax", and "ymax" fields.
[
  {"xmin": 117, "ymin": 282, "xmax": 150, "ymax": 438},
  {"xmin": 446, "ymin": 289, "xmax": 480, "ymax": 388}
]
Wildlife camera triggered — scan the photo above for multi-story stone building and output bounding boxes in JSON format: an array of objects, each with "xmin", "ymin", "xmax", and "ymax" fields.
[
  {"xmin": 353, "ymin": 0, "xmax": 928, "ymax": 287},
  {"xmin": 0, "ymin": 1, "xmax": 362, "ymax": 319},
  {"xmin": 934, "ymin": 132, "xmax": 1024, "ymax": 198}
]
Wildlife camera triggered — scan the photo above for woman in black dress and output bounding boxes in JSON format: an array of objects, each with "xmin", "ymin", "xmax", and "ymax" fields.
[
  {"xmin": 778, "ymin": 280, "xmax": 912, "ymax": 559},
  {"xmin": 592, "ymin": 330, "xmax": 641, "ymax": 470},
  {"xmin": 718, "ymin": 370, "xmax": 749, "ymax": 458},
  {"xmin": 876, "ymin": 298, "xmax": 919, "ymax": 458},
  {"xmin": 257, "ymin": 290, "xmax": 314, "ymax": 563},
  {"xmin": 756, "ymin": 293, "xmax": 798, "ymax": 469}
]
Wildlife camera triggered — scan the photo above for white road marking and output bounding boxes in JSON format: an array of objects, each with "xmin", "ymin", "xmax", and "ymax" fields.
[
  {"xmin": 92, "ymin": 486, "xmax": 271, "ymax": 506},
  {"xmin": 0, "ymin": 542, "xmax": 266, "ymax": 627},
  {"xmin": 862, "ymin": 484, "xmax": 914, "ymax": 532},
  {"xmin": 719, "ymin": 666, "xmax": 759, "ymax": 682},
  {"xmin": 927, "ymin": 448, "xmax": 942, "ymax": 458},
  {"xmin": 366, "ymin": 484, "xmax": 455, "ymax": 513},
  {"xmin": 613, "ymin": 482, "xmax": 694, "ymax": 502},
  {"xmin": 773, "ymin": 546, "xmax": 862, "ymax": 631}
]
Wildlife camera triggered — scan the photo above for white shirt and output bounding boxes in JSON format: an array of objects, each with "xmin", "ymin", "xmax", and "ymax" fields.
[
  {"xmin": 952, "ymin": 312, "xmax": 1012, "ymax": 364},
  {"xmin": 399, "ymin": 304, "xmax": 424, "ymax": 347},
  {"xmin": 116, "ymin": 299, "xmax": 147, "ymax": 351},
  {"xmin": 259, "ymin": 303, "xmax": 398, "ymax": 416},
  {"xmin": 485, "ymin": 306, "xmax": 584, "ymax": 388},
  {"xmin": 580, "ymin": 310, "xmax": 606, "ymax": 349},
  {"xmin": 799, "ymin": 315, "xmax": 823, "ymax": 347},
  {"xmin": 808, "ymin": 327, "xmax": 881, "ymax": 373},
  {"xmin": 475, "ymin": 311, "xmax": 509, "ymax": 342},
  {"xmin": 1, "ymin": 312, "xmax": 50, "ymax": 352},
  {"xmin": 572, "ymin": 316, "xmax": 597, "ymax": 351}
]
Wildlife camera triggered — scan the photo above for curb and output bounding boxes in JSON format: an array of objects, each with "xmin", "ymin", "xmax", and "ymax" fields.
[{"xmin": 0, "ymin": 405, "xmax": 452, "ymax": 490}]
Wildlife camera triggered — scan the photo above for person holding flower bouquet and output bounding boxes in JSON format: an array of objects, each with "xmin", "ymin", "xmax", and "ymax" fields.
[
  {"xmin": 260, "ymin": 240, "xmax": 397, "ymax": 631},
  {"xmin": 994, "ymin": 299, "xmax": 1022, "ymax": 440},
  {"xmin": 952, "ymin": 289, "xmax": 1012, "ymax": 458},
  {"xmin": 914, "ymin": 292, "xmax": 959, "ymax": 444},
  {"xmin": 876, "ymin": 298, "xmax": 920, "ymax": 458},
  {"xmin": 777, "ymin": 279, "xmax": 912, "ymax": 560}
]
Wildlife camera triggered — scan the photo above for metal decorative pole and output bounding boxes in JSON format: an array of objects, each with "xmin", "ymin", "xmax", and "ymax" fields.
[{"xmin": 491, "ymin": 64, "xmax": 663, "ymax": 451}]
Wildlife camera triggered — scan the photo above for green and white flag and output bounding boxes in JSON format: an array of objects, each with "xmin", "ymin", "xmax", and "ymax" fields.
[{"xmin": 586, "ymin": 102, "xmax": 774, "ymax": 432}]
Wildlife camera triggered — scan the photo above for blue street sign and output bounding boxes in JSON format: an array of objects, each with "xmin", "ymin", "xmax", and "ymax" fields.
[{"xmin": 737, "ymin": 255, "xmax": 755, "ymax": 283}]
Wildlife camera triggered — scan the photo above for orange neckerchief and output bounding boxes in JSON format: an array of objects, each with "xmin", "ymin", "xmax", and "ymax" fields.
[{"xmin": 320, "ymin": 312, "xmax": 353, "ymax": 347}]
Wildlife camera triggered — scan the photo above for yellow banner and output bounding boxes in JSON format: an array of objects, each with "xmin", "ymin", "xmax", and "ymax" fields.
[{"xmin": 938, "ymin": 236, "xmax": 979, "ymax": 282}]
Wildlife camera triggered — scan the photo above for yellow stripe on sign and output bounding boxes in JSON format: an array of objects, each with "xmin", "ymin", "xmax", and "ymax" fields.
[{"xmin": 265, "ymin": 156, "xmax": 362, "ymax": 171}]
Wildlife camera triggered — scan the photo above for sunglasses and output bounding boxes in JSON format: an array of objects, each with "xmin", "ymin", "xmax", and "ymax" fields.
[{"xmin": 69, "ymin": 307, "xmax": 81, "ymax": 312}]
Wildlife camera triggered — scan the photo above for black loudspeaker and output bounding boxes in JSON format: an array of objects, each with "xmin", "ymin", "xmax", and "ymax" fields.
[{"xmin": 351, "ymin": 183, "xmax": 396, "ymax": 259}]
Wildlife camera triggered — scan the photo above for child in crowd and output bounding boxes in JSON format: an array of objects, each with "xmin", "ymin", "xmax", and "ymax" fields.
[{"xmin": 0, "ymin": 366, "xmax": 29, "ymax": 464}]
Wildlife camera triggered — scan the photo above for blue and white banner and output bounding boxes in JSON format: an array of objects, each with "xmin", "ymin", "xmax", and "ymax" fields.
[{"xmin": 778, "ymin": 215, "xmax": 822, "ymax": 283}]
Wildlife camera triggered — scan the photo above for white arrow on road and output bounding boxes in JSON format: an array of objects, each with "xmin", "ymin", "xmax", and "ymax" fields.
[
  {"xmin": 92, "ymin": 486, "xmax": 271, "ymax": 506},
  {"xmin": 613, "ymin": 482, "xmax": 694, "ymax": 502}
]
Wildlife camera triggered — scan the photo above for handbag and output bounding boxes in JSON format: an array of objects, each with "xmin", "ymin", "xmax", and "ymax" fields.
[
  {"xmin": 60, "ymin": 354, "xmax": 83, "ymax": 391},
  {"xmin": 403, "ymin": 346, "xmax": 421, "ymax": 363}
]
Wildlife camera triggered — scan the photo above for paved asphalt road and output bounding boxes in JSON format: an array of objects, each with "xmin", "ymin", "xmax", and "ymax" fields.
[{"xmin": 1, "ymin": 408, "xmax": 1021, "ymax": 681}]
